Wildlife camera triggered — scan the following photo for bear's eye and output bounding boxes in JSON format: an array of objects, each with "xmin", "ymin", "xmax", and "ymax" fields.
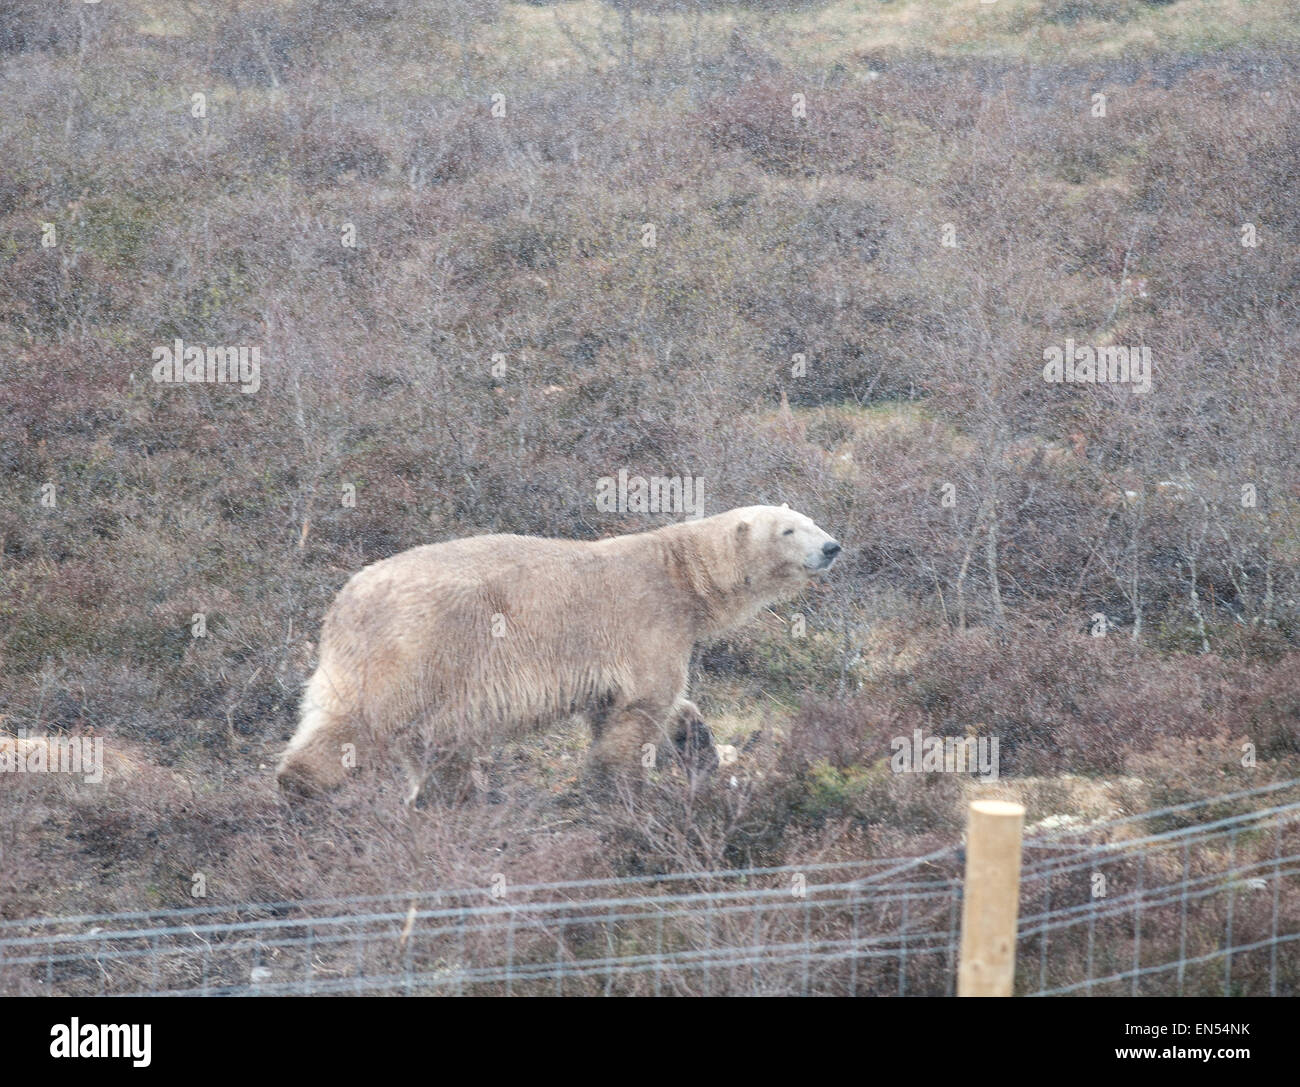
[{"xmin": 782, "ymin": 528, "xmax": 795, "ymax": 536}]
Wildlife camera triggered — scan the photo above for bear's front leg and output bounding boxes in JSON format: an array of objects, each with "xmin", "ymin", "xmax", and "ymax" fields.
[
  {"xmin": 585, "ymin": 699, "xmax": 677, "ymax": 791},
  {"xmin": 670, "ymin": 700, "xmax": 720, "ymax": 778},
  {"xmin": 586, "ymin": 698, "xmax": 719, "ymax": 792}
]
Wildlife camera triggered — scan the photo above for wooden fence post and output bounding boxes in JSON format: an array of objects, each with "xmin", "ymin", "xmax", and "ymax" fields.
[{"xmin": 958, "ymin": 799, "xmax": 1025, "ymax": 996}]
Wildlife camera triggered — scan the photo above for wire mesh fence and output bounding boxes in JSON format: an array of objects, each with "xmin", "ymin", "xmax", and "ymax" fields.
[
  {"xmin": 1017, "ymin": 778, "xmax": 1300, "ymax": 996},
  {"xmin": 3, "ymin": 779, "xmax": 1297, "ymax": 996}
]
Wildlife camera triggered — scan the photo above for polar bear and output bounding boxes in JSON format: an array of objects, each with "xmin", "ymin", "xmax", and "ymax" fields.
[{"xmin": 277, "ymin": 505, "xmax": 840, "ymax": 800}]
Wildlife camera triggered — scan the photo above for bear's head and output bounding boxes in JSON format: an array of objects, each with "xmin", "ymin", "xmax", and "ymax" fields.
[{"xmin": 723, "ymin": 503, "xmax": 841, "ymax": 604}]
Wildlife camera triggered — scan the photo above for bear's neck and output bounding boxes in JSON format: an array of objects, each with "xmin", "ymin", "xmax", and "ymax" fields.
[{"xmin": 657, "ymin": 524, "xmax": 774, "ymax": 638}]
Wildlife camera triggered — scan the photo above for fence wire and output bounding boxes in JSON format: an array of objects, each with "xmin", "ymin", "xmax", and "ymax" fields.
[{"xmin": 3, "ymin": 780, "xmax": 1297, "ymax": 996}]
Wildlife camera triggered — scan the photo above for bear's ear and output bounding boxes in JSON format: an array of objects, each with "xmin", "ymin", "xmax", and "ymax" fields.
[
  {"xmin": 736, "ymin": 519, "xmax": 751, "ymax": 537},
  {"xmin": 780, "ymin": 502, "xmax": 789, "ymax": 509}
]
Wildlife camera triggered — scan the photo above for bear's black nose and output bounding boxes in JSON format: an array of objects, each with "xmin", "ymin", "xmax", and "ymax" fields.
[{"xmin": 823, "ymin": 541, "xmax": 841, "ymax": 557}]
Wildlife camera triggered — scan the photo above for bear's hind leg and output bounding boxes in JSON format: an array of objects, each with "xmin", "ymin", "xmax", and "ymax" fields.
[
  {"xmin": 276, "ymin": 704, "xmax": 355, "ymax": 796},
  {"xmin": 400, "ymin": 720, "xmax": 494, "ymax": 808}
]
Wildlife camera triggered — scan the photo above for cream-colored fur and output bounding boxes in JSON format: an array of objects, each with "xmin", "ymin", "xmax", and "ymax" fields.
[{"xmin": 277, "ymin": 505, "xmax": 840, "ymax": 800}]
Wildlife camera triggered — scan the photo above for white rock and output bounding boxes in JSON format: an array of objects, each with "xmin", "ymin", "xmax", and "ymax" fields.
[{"xmin": 1031, "ymin": 813, "xmax": 1082, "ymax": 832}]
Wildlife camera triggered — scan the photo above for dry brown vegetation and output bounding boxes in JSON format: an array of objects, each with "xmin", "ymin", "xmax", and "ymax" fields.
[{"xmin": 0, "ymin": 0, "xmax": 1298, "ymax": 994}]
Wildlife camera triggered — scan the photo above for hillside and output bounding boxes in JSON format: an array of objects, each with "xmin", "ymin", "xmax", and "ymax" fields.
[{"xmin": 0, "ymin": 1, "xmax": 1297, "ymax": 993}]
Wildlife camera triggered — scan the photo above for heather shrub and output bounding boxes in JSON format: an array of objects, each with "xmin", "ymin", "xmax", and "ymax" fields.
[{"xmin": 0, "ymin": 0, "xmax": 125, "ymax": 55}]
